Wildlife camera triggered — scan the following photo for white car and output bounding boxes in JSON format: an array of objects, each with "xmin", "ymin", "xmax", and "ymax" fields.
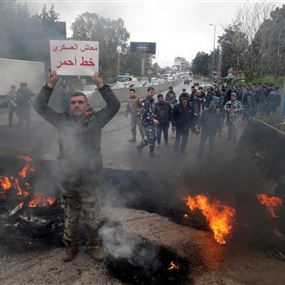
[{"xmin": 80, "ymin": 84, "xmax": 98, "ymax": 97}]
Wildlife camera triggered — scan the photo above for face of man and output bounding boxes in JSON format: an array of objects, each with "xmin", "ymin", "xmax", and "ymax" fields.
[
  {"xmin": 158, "ymin": 96, "xmax": 164, "ymax": 103},
  {"xmin": 129, "ymin": 90, "xmax": 136, "ymax": 98},
  {"xmin": 69, "ymin": 95, "xmax": 88, "ymax": 116},
  {"xmin": 230, "ymin": 95, "xmax": 237, "ymax": 101},
  {"xmin": 147, "ymin": 90, "xmax": 155, "ymax": 97},
  {"xmin": 182, "ymin": 98, "xmax": 188, "ymax": 107}
]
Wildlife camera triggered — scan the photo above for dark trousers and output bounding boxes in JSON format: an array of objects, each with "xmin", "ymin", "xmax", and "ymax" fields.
[
  {"xmin": 198, "ymin": 131, "xmax": 216, "ymax": 159},
  {"xmin": 17, "ymin": 107, "xmax": 31, "ymax": 126},
  {"xmin": 157, "ymin": 124, "xmax": 169, "ymax": 145},
  {"xmin": 174, "ymin": 128, "xmax": 189, "ymax": 152},
  {"xmin": 8, "ymin": 105, "xmax": 15, "ymax": 125}
]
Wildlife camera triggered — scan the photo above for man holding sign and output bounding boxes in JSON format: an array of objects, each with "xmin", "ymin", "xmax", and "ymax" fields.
[
  {"xmin": 34, "ymin": 71, "xmax": 120, "ymax": 262},
  {"xmin": 50, "ymin": 40, "xmax": 99, "ymax": 76}
]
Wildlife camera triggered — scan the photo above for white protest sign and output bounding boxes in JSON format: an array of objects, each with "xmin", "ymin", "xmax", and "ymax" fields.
[{"xmin": 50, "ymin": 40, "xmax": 99, "ymax": 76}]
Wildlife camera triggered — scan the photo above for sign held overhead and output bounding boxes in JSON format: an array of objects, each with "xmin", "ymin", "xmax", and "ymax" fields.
[{"xmin": 50, "ymin": 40, "xmax": 99, "ymax": 76}]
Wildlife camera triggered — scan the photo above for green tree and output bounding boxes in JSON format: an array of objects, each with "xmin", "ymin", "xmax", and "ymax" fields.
[
  {"xmin": 0, "ymin": 1, "xmax": 63, "ymax": 62},
  {"xmin": 39, "ymin": 4, "xmax": 59, "ymax": 25},
  {"xmin": 252, "ymin": 5, "xmax": 285, "ymax": 77},
  {"xmin": 218, "ymin": 24, "xmax": 249, "ymax": 78},
  {"xmin": 191, "ymin": 52, "xmax": 211, "ymax": 76},
  {"xmin": 71, "ymin": 13, "xmax": 130, "ymax": 77}
]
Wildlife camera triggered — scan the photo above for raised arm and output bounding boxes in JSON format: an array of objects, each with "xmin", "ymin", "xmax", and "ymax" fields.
[
  {"xmin": 92, "ymin": 73, "xmax": 120, "ymax": 127},
  {"xmin": 33, "ymin": 71, "xmax": 65, "ymax": 127}
]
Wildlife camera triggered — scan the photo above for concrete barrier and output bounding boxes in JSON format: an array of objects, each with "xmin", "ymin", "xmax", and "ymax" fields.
[{"xmin": 236, "ymin": 119, "xmax": 285, "ymax": 180}]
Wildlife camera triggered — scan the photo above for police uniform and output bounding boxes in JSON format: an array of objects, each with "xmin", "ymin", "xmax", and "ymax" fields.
[
  {"xmin": 137, "ymin": 96, "xmax": 157, "ymax": 153},
  {"xmin": 224, "ymin": 96, "xmax": 242, "ymax": 141}
]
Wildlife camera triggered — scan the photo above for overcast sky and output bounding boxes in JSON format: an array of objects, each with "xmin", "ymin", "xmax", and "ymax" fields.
[{"xmin": 24, "ymin": 0, "xmax": 282, "ymax": 67}]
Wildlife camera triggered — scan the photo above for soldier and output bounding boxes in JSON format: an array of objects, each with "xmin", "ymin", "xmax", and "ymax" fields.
[
  {"xmin": 136, "ymin": 86, "xmax": 159, "ymax": 158},
  {"xmin": 197, "ymin": 102, "xmax": 220, "ymax": 160},
  {"xmin": 154, "ymin": 94, "xmax": 171, "ymax": 146},
  {"xmin": 16, "ymin": 82, "xmax": 33, "ymax": 128},
  {"xmin": 224, "ymin": 92, "xmax": 242, "ymax": 142},
  {"xmin": 125, "ymin": 88, "xmax": 144, "ymax": 143},
  {"xmin": 34, "ymin": 71, "xmax": 120, "ymax": 262},
  {"xmin": 6, "ymin": 85, "xmax": 17, "ymax": 126},
  {"xmin": 172, "ymin": 93, "xmax": 195, "ymax": 153}
]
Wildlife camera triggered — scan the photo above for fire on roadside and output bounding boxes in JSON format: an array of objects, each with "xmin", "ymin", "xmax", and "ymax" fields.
[
  {"xmin": 167, "ymin": 261, "xmax": 180, "ymax": 270},
  {"xmin": 0, "ymin": 156, "xmax": 56, "ymax": 210},
  {"xmin": 185, "ymin": 194, "xmax": 236, "ymax": 245},
  {"xmin": 257, "ymin": 193, "xmax": 282, "ymax": 218},
  {"xmin": 0, "ymin": 176, "xmax": 12, "ymax": 191}
]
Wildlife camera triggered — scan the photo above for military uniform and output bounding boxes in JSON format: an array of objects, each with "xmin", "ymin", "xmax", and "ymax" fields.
[
  {"xmin": 224, "ymin": 99, "xmax": 242, "ymax": 141},
  {"xmin": 34, "ymin": 84, "xmax": 120, "ymax": 248},
  {"xmin": 137, "ymin": 96, "xmax": 157, "ymax": 153},
  {"xmin": 125, "ymin": 96, "xmax": 144, "ymax": 141},
  {"xmin": 6, "ymin": 89, "xmax": 17, "ymax": 126},
  {"xmin": 16, "ymin": 86, "xmax": 33, "ymax": 127}
]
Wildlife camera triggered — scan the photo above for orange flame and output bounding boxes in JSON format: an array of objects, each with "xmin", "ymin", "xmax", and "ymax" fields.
[
  {"xmin": 168, "ymin": 261, "xmax": 180, "ymax": 270},
  {"xmin": 0, "ymin": 156, "xmax": 56, "ymax": 210},
  {"xmin": 0, "ymin": 176, "xmax": 12, "ymax": 192},
  {"xmin": 14, "ymin": 178, "xmax": 29, "ymax": 197},
  {"xmin": 186, "ymin": 195, "xmax": 236, "ymax": 245},
  {"xmin": 19, "ymin": 156, "xmax": 34, "ymax": 178},
  {"xmin": 257, "ymin": 193, "xmax": 282, "ymax": 218},
  {"xmin": 29, "ymin": 192, "xmax": 56, "ymax": 208}
]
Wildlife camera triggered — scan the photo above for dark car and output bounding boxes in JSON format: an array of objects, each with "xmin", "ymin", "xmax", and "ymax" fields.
[
  {"xmin": 184, "ymin": 78, "xmax": 192, "ymax": 85},
  {"xmin": 193, "ymin": 82, "xmax": 200, "ymax": 87}
]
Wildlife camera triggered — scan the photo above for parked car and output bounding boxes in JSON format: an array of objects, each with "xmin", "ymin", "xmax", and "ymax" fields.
[
  {"xmin": 184, "ymin": 78, "xmax": 192, "ymax": 85},
  {"xmin": 0, "ymin": 95, "xmax": 7, "ymax": 107},
  {"xmin": 200, "ymin": 84, "xmax": 213, "ymax": 92},
  {"xmin": 80, "ymin": 84, "xmax": 98, "ymax": 98}
]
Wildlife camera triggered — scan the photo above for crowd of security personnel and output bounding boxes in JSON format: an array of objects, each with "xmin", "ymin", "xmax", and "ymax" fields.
[{"xmin": 125, "ymin": 83, "xmax": 282, "ymax": 159}]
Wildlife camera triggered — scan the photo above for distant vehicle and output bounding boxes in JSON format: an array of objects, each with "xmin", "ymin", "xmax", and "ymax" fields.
[
  {"xmin": 184, "ymin": 78, "xmax": 192, "ymax": 85},
  {"xmin": 151, "ymin": 77, "xmax": 165, "ymax": 86},
  {"xmin": 80, "ymin": 84, "xmax": 98, "ymax": 97},
  {"xmin": 112, "ymin": 74, "xmax": 138, "ymax": 89},
  {"xmin": 200, "ymin": 84, "xmax": 213, "ymax": 92},
  {"xmin": 0, "ymin": 95, "xmax": 6, "ymax": 107},
  {"xmin": 193, "ymin": 82, "xmax": 200, "ymax": 87}
]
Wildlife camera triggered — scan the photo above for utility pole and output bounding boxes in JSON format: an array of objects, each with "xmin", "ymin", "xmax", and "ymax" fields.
[
  {"xmin": 117, "ymin": 46, "xmax": 121, "ymax": 75},
  {"xmin": 209, "ymin": 23, "xmax": 216, "ymax": 82}
]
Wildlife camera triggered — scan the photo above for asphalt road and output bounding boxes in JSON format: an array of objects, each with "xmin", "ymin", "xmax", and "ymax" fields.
[{"xmin": 0, "ymin": 82, "xmax": 285, "ymax": 284}]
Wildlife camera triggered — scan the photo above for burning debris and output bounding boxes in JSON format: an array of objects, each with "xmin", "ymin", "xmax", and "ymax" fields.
[
  {"xmin": 257, "ymin": 193, "xmax": 282, "ymax": 218},
  {"xmin": 168, "ymin": 261, "xmax": 180, "ymax": 271},
  {"xmin": 0, "ymin": 155, "xmax": 57, "ymax": 214},
  {"xmin": 105, "ymin": 238, "xmax": 191, "ymax": 284},
  {"xmin": 185, "ymin": 194, "xmax": 236, "ymax": 245}
]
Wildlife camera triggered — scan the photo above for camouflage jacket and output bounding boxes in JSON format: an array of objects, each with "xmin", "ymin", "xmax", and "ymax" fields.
[
  {"xmin": 224, "ymin": 100, "xmax": 242, "ymax": 120},
  {"xmin": 139, "ymin": 96, "xmax": 156, "ymax": 127}
]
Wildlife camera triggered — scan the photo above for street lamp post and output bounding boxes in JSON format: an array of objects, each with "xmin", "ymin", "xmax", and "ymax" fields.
[
  {"xmin": 218, "ymin": 39, "xmax": 232, "ymax": 84},
  {"xmin": 117, "ymin": 45, "xmax": 122, "ymax": 75},
  {"xmin": 209, "ymin": 23, "xmax": 216, "ymax": 82}
]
